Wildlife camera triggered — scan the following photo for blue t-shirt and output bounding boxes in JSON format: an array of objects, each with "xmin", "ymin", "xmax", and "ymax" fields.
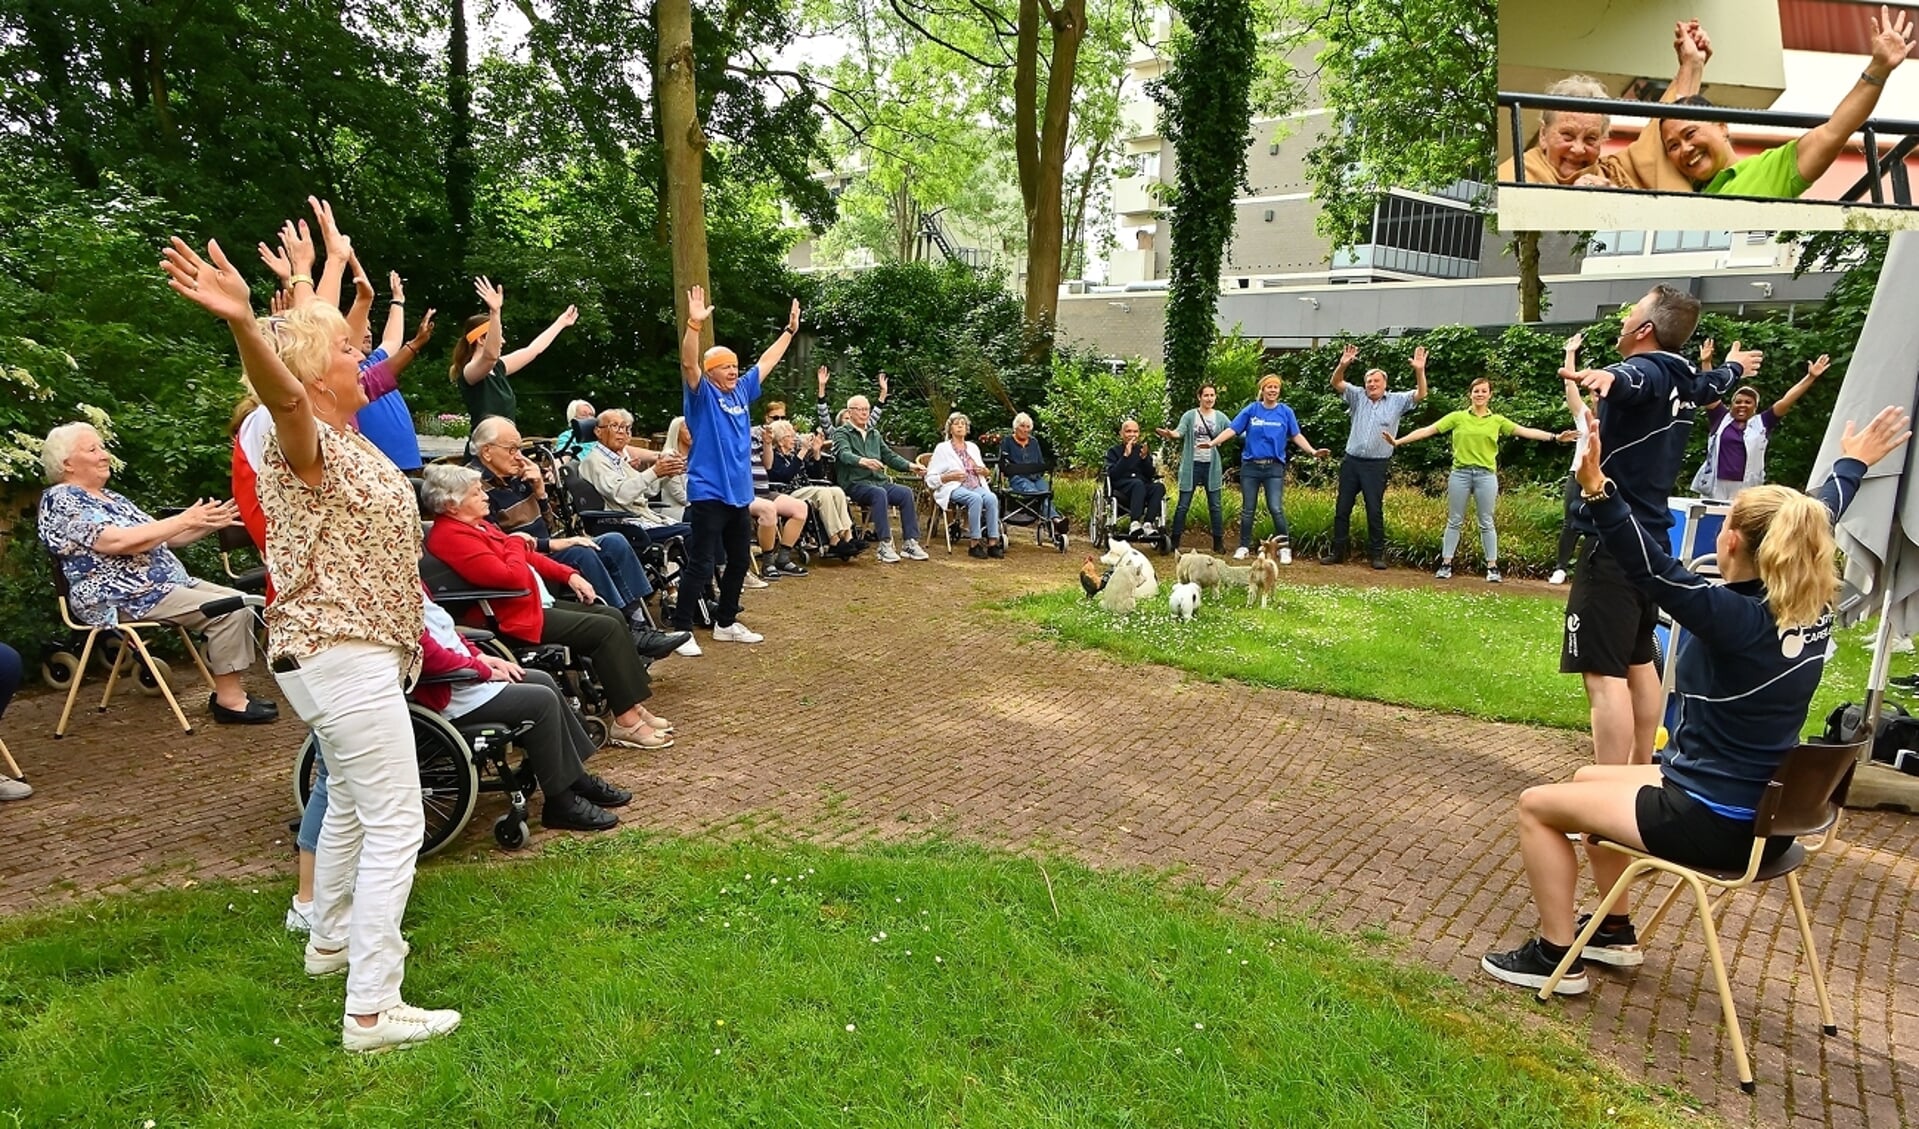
[
  {"xmin": 1229, "ymin": 401, "xmax": 1301, "ymax": 462},
  {"xmin": 684, "ymin": 364, "xmax": 762, "ymax": 506},
  {"xmin": 353, "ymin": 347, "xmax": 423, "ymax": 471}
]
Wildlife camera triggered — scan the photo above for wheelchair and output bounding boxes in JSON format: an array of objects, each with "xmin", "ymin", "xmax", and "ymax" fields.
[
  {"xmin": 292, "ymin": 672, "xmax": 542, "ymax": 856},
  {"xmin": 1088, "ymin": 472, "xmax": 1172, "ymax": 552},
  {"xmin": 555, "ymin": 461, "xmax": 695, "ymax": 628}
]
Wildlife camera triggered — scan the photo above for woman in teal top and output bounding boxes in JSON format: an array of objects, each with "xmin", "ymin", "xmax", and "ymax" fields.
[
  {"xmin": 1155, "ymin": 384, "xmax": 1234, "ymax": 553},
  {"xmin": 1389, "ymin": 376, "xmax": 1573, "ymax": 582}
]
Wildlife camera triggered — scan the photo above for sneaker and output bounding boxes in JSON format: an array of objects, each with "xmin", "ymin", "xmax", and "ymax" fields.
[
  {"xmin": 0, "ymin": 775, "xmax": 32, "ymax": 802},
  {"xmin": 674, "ymin": 635, "xmax": 703, "ymax": 657},
  {"xmin": 1212, "ymin": 539, "xmax": 1226, "ymax": 554},
  {"xmin": 875, "ymin": 541, "xmax": 901, "ymax": 563},
  {"xmin": 542, "ymin": 790, "xmax": 618, "ymax": 831},
  {"xmin": 1278, "ymin": 547, "xmax": 1292, "ymax": 565},
  {"xmin": 305, "ymin": 942, "xmax": 349, "ymax": 977},
  {"xmin": 286, "ymin": 898, "xmax": 316, "ymax": 934},
  {"xmin": 742, "ymin": 571, "xmax": 770, "ymax": 589},
  {"xmin": 631, "ymin": 627, "xmax": 694, "ymax": 660},
  {"xmin": 1232, "ymin": 546, "xmax": 1250, "ymax": 560},
  {"xmin": 712, "ymin": 621, "xmax": 765, "ymax": 644},
  {"xmin": 969, "ymin": 542, "xmax": 989, "ymax": 559},
  {"xmin": 1547, "ymin": 568, "xmax": 1567, "ymax": 585},
  {"xmin": 1481, "ymin": 938, "xmax": 1588, "ymax": 995},
  {"xmin": 901, "ymin": 539, "xmax": 930, "ymax": 561},
  {"xmin": 1370, "ymin": 558, "xmax": 1388, "ymax": 571},
  {"xmin": 1434, "ymin": 564, "xmax": 1453, "ymax": 580},
  {"xmin": 1573, "ymin": 914, "xmax": 1645, "ymax": 967},
  {"xmin": 571, "ymin": 773, "xmax": 632, "ymax": 808},
  {"xmin": 1128, "ymin": 520, "xmax": 1143, "ymax": 535},
  {"xmin": 1318, "ymin": 549, "xmax": 1341, "ymax": 565},
  {"xmin": 988, "ymin": 542, "xmax": 1005, "ymax": 559},
  {"xmin": 342, "ymin": 1004, "xmax": 462, "ymax": 1054},
  {"xmin": 1486, "ymin": 568, "xmax": 1502, "ymax": 584}
]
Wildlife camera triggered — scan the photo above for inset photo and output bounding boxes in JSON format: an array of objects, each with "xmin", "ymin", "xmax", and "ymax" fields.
[{"xmin": 1498, "ymin": 1, "xmax": 1919, "ymax": 230}]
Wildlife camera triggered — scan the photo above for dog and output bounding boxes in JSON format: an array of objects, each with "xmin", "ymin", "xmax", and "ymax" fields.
[
  {"xmin": 1099, "ymin": 538, "xmax": 1159, "ymax": 601},
  {"xmin": 1169, "ymin": 580, "xmax": 1200, "ymax": 622},
  {"xmin": 1247, "ymin": 542, "xmax": 1281, "ymax": 609},
  {"xmin": 1098, "ymin": 561, "xmax": 1140, "ymax": 615},
  {"xmin": 1174, "ymin": 549, "xmax": 1226, "ymax": 592}
]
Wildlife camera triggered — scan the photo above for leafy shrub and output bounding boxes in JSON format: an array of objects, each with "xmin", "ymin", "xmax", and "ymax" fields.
[{"xmin": 1035, "ymin": 350, "xmax": 1171, "ymax": 471}]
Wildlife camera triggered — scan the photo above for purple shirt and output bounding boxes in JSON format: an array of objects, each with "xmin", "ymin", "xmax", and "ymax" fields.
[{"xmin": 1707, "ymin": 405, "xmax": 1779, "ymax": 481}]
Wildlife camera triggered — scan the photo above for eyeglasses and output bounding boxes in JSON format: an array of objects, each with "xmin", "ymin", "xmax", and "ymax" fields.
[
  {"xmin": 599, "ymin": 423, "xmax": 632, "ymax": 434},
  {"xmin": 766, "ymin": 414, "xmax": 787, "ymax": 421}
]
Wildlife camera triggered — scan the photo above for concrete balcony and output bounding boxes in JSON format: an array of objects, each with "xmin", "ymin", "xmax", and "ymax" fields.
[
  {"xmin": 1120, "ymin": 96, "xmax": 1160, "ymax": 146},
  {"xmin": 1108, "ymin": 249, "xmax": 1158, "ymax": 285},
  {"xmin": 1113, "ymin": 175, "xmax": 1160, "ymax": 219}
]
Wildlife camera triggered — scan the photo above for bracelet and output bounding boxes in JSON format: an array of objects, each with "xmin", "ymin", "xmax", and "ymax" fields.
[
  {"xmin": 288, "ymin": 274, "xmax": 314, "ymax": 287},
  {"xmin": 687, "ymin": 318, "xmax": 704, "ymax": 332},
  {"xmin": 391, "ymin": 301, "xmax": 405, "ymax": 308},
  {"xmin": 1862, "ymin": 70, "xmax": 1886, "ymax": 87}
]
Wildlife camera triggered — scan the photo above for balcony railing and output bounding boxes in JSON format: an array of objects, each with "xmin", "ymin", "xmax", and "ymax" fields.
[{"xmin": 1496, "ymin": 91, "xmax": 1919, "ymax": 206}]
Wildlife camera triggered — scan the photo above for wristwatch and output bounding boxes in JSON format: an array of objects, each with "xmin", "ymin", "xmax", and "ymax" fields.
[{"xmin": 1580, "ymin": 478, "xmax": 1616, "ymax": 503}]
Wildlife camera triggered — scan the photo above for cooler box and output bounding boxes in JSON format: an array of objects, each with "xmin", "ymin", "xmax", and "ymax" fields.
[{"xmin": 1656, "ymin": 497, "xmax": 1734, "ymax": 737}]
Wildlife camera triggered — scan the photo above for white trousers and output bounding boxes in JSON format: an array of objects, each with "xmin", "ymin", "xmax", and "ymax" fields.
[{"xmin": 277, "ymin": 641, "xmax": 421, "ymax": 1016}]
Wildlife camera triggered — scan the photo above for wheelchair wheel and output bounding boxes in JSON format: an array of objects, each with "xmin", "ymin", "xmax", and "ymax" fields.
[
  {"xmin": 136, "ymin": 657, "xmax": 172, "ymax": 697},
  {"xmin": 291, "ymin": 709, "xmax": 481, "ymax": 860},
  {"xmin": 581, "ymin": 715, "xmax": 609, "ymax": 749},
  {"xmin": 41, "ymin": 652, "xmax": 80, "ymax": 691},
  {"xmin": 1088, "ymin": 486, "xmax": 1111, "ymax": 549},
  {"xmin": 494, "ymin": 814, "xmax": 530, "ymax": 850}
]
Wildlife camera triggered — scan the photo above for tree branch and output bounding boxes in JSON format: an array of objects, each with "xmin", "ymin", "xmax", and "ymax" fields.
[{"xmin": 889, "ymin": 0, "xmax": 1010, "ymax": 70}]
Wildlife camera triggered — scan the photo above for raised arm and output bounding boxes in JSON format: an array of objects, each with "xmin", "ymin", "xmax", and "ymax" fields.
[
  {"xmin": 752, "ymin": 300, "xmax": 800, "ymax": 377},
  {"xmin": 309, "ymin": 197, "xmax": 350, "ymax": 309},
  {"xmin": 501, "ymin": 305, "xmax": 577, "ymax": 376},
  {"xmin": 272, "ymin": 220, "xmax": 317, "ymax": 311},
  {"xmin": 465, "ymin": 277, "xmax": 504, "ymax": 384},
  {"xmin": 1798, "ymin": 8, "xmax": 1913, "ymax": 185},
  {"xmin": 1329, "ymin": 343, "xmax": 1359, "ymax": 395},
  {"xmin": 1773, "ymin": 355, "xmax": 1829, "ymax": 417},
  {"xmin": 1560, "ymin": 333, "xmax": 1589, "ymax": 419},
  {"xmin": 1664, "ymin": 20, "xmax": 1710, "ymax": 103},
  {"xmin": 1410, "ymin": 345, "xmax": 1429, "ymax": 401},
  {"xmin": 389, "ymin": 308, "xmax": 435, "ymax": 380},
  {"xmin": 379, "ymin": 271, "xmax": 408, "ymax": 356},
  {"xmin": 681, "ymin": 285, "xmax": 713, "ymax": 391},
  {"xmin": 162, "ymin": 237, "xmax": 321, "ymax": 482},
  {"xmin": 344, "ymin": 252, "xmax": 375, "ymax": 347}
]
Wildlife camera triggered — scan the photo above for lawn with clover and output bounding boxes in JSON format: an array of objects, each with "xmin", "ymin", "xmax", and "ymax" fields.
[{"xmin": 0, "ymin": 837, "xmax": 1704, "ymax": 1128}]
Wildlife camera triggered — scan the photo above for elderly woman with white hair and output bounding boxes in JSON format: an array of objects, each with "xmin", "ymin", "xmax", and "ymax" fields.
[
  {"xmin": 37, "ymin": 421, "xmax": 276, "ymax": 724},
  {"xmin": 161, "ymin": 203, "xmax": 456, "ymax": 1053},
  {"xmin": 999, "ymin": 412, "xmax": 1066, "ymax": 540},
  {"xmin": 925, "ymin": 412, "xmax": 1003, "ymax": 559},
  {"xmin": 765, "ymin": 419, "xmax": 862, "ymax": 559},
  {"xmin": 555, "ymin": 398, "xmax": 598, "ymax": 457}
]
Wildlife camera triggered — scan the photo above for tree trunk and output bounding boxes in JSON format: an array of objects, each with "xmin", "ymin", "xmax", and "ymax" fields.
[
  {"xmin": 447, "ymin": 0, "xmax": 476, "ymax": 273},
  {"xmin": 658, "ymin": 0, "xmax": 712, "ymax": 346},
  {"xmin": 20, "ymin": 0, "xmax": 99, "ymax": 187},
  {"xmin": 1017, "ymin": 0, "xmax": 1087, "ymax": 361},
  {"xmin": 1515, "ymin": 230, "xmax": 1542, "ymax": 323}
]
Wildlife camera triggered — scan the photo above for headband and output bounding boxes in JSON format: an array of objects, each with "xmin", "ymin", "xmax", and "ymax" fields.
[
  {"xmin": 464, "ymin": 322, "xmax": 492, "ymax": 344},
  {"xmin": 703, "ymin": 346, "xmax": 739, "ymax": 373}
]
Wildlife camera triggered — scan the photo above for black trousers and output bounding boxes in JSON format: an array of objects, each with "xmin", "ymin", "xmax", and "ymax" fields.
[
  {"xmin": 1113, "ymin": 478, "xmax": 1166, "ymax": 523},
  {"xmin": 1332, "ymin": 455, "xmax": 1390, "ymax": 558},
  {"xmin": 1555, "ymin": 477, "xmax": 1582, "ymax": 571},
  {"xmin": 675, "ymin": 499, "xmax": 753, "ymax": 631},
  {"xmin": 451, "ymin": 670, "xmax": 592, "ymax": 798},
  {"xmin": 535, "ymin": 602, "xmax": 650, "ymax": 714}
]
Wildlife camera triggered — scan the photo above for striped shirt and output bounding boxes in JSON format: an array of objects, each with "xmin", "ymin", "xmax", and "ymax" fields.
[{"xmin": 1340, "ymin": 386, "xmax": 1418, "ymax": 458}]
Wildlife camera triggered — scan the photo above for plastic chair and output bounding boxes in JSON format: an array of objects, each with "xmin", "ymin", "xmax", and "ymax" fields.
[{"xmin": 1540, "ymin": 737, "xmax": 1867, "ymax": 1092}]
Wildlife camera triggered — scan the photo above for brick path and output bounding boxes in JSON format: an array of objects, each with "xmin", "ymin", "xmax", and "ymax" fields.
[{"xmin": 1, "ymin": 548, "xmax": 1913, "ymax": 1127}]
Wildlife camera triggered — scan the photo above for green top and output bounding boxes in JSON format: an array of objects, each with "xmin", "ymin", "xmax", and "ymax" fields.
[
  {"xmin": 1432, "ymin": 410, "xmax": 1517, "ymax": 471},
  {"xmin": 461, "ymin": 359, "xmax": 518, "ymax": 427},
  {"xmin": 831, "ymin": 419, "xmax": 918, "ymax": 492},
  {"xmin": 1702, "ymin": 139, "xmax": 1813, "ymax": 199}
]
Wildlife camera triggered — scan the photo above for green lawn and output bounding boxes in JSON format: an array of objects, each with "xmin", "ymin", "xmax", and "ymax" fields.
[
  {"xmin": 0, "ymin": 837, "xmax": 1702, "ymax": 1128},
  {"xmin": 1003, "ymin": 579, "xmax": 1902, "ymax": 737}
]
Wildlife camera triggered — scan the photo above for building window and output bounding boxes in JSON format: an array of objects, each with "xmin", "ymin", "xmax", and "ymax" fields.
[
  {"xmin": 1356, "ymin": 192, "xmax": 1483, "ymax": 277},
  {"xmin": 1651, "ymin": 229, "xmax": 1732, "ymax": 253},
  {"xmin": 1589, "ymin": 230, "xmax": 1646, "ymax": 256}
]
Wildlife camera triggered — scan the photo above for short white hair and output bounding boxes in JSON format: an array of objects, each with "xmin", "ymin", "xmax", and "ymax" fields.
[
  {"xmin": 1542, "ymin": 74, "xmax": 1612, "ymax": 135},
  {"xmin": 597, "ymin": 407, "xmax": 634, "ymax": 429},
  {"xmin": 1012, "ymin": 412, "xmax": 1034, "ymax": 430},
  {"xmin": 419, "ymin": 463, "xmax": 482, "ymax": 516},
  {"xmin": 471, "ymin": 415, "xmax": 516, "ymax": 449},
  {"xmin": 566, "ymin": 399, "xmax": 595, "ymax": 420},
  {"xmin": 42, "ymin": 422, "xmax": 100, "ymax": 484}
]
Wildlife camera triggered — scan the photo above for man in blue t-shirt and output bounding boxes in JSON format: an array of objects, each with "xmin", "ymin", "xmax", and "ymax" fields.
[
  {"xmin": 671, "ymin": 285, "xmax": 800, "ymax": 653},
  {"xmin": 353, "ymin": 270, "xmax": 430, "ymax": 472}
]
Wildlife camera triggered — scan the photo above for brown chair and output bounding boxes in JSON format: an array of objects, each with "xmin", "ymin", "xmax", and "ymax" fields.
[
  {"xmin": 1540, "ymin": 737, "xmax": 1867, "ymax": 1093},
  {"xmin": 48, "ymin": 561, "xmax": 216, "ymax": 738}
]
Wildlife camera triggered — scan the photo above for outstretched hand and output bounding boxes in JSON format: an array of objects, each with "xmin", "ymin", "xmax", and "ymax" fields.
[
  {"xmin": 1870, "ymin": 5, "xmax": 1915, "ymax": 73},
  {"xmin": 786, "ymin": 298, "xmax": 800, "ymax": 334},
  {"xmin": 1379, "ymin": 429, "xmax": 1400, "ymax": 448},
  {"xmin": 556, "ymin": 304, "xmax": 579, "ymax": 329},
  {"xmin": 1698, "ymin": 337, "xmax": 1715, "ymax": 368},
  {"xmin": 686, "ymin": 285, "xmax": 714, "ymax": 325},
  {"xmin": 475, "ymin": 276, "xmax": 504, "ymax": 312},
  {"xmin": 1564, "ymin": 331, "xmax": 1584, "ymax": 356},
  {"xmin": 161, "ymin": 238, "xmax": 255, "ymax": 323},
  {"xmin": 308, "ymin": 197, "xmax": 351, "ymax": 260},
  {"xmin": 257, "ymin": 239, "xmax": 292, "ymax": 284},
  {"xmin": 1839, "ymin": 405, "xmax": 1913, "ymax": 467},
  {"xmin": 1410, "ymin": 344, "xmax": 1427, "ymax": 370},
  {"xmin": 1726, "ymin": 340, "xmax": 1764, "ymax": 375},
  {"xmin": 412, "ymin": 308, "xmax": 437, "ymax": 346},
  {"xmin": 817, "ymin": 364, "xmax": 830, "ymax": 397},
  {"xmin": 1809, "ymin": 354, "xmax": 1832, "ymax": 379},
  {"xmin": 1574, "ymin": 430, "xmax": 1606, "ymax": 493},
  {"xmin": 1339, "ymin": 343, "xmax": 1360, "ymax": 366}
]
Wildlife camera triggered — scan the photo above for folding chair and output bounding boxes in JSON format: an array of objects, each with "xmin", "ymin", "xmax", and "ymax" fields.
[
  {"xmin": 1542, "ymin": 737, "xmax": 1867, "ymax": 1092},
  {"xmin": 48, "ymin": 561, "xmax": 218, "ymax": 738}
]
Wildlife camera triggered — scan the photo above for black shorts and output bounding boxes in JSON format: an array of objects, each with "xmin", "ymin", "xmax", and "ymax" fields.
[
  {"xmin": 1560, "ymin": 537, "xmax": 1659, "ymax": 677},
  {"xmin": 1635, "ymin": 779, "xmax": 1791, "ymax": 872}
]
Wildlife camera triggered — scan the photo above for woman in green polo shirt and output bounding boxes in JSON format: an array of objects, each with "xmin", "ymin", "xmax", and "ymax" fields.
[{"xmin": 1388, "ymin": 377, "xmax": 1574, "ymax": 583}]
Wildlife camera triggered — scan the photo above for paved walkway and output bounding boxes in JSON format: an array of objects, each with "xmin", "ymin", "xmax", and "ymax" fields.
[{"xmin": 1, "ymin": 549, "xmax": 1913, "ymax": 1128}]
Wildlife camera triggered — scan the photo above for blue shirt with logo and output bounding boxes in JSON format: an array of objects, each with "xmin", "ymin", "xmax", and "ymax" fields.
[
  {"xmin": 1229, "ymin": 401, "xmax": 1302, "ymax": 461},
  {"xmin": 353, "ymin": 347, "xmax": 424, "ymax": 471},
  {"xmin": 684, "ymin": 364, "xmax": 762, "ymax": 506}
]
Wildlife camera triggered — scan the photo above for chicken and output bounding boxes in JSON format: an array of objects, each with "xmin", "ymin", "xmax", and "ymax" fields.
[{"xmin": 1080, "ymin": 554, "xmax": 1106, "ymax": 599}]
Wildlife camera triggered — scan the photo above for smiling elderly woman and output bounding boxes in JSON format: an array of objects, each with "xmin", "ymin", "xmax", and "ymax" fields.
[{"xmin": 37, "ymin": 422, "xmax": 276, "ymax": 724}]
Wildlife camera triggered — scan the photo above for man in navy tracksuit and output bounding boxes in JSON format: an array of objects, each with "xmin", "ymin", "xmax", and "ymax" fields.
[{"xmin": 1558, "ymin": 284, "xmax": 1760, "ymax": 766}]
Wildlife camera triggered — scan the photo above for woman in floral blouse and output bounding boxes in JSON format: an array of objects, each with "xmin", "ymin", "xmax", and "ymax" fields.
[{"xmin": 37, "ymin": 422, "xmax": 276, "ymax": 724}]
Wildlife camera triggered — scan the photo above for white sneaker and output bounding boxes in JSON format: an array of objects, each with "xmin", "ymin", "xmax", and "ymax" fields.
[
  {"xmin": 1865, "ymin": 633, "xmax": 1915, "ymax": 653},
  {"xmin": 742, "ymin": 571, "xmax": 769, "ymax": 590},
  {"xmin": 0, "ymin": 775, "xmax": 32, "ymax": 801},
  {"xmin": 1232, "ymin": 546, "xmax": 1250, "ymax": 560},
  {"xmin": 674, "ymin": 635, "xmax": 703, "ymax": 657},
  {"xmin": 342, "ymin": 1004, "xmax": 462, "ymax": 1054},
  {"xmin": 1548, "ymin": 569, "xmax": 1567, "ymax": 585},
  {"xmin": 1278, "ymin": 548, "xmax": 1292, "ymax": 565},
  {"xmin": 875, "ymin": 541, "xmax": 901, "ymax": 563},
  {"xmin": 901, "ymin": 539, "xmax": 930, "ymax": 561},
  {"xmin": 712, "ymin": 621, "xmax": 765, "ymax": 644},
  {"xmin": 286, "ymin": 898, "xmax": 315, "ymax": 934}
]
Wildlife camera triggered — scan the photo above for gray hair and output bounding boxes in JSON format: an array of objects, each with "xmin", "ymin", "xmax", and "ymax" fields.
[
  {"xmin": 766, "ymin": 419, "xmax": 797, "ymax": 445},
  {"xmin": 663, "ymin": 416, "xmax": 688, "ymax": 456},
  {"xmin": 597, "ymin": 407, "xmax": 634, "ymax": 429},
  {"xmin": 42, "ymin": 422, "xmax": 100, "ymax": 484},
  {"xmin": 565, "ymin": 399, "xmax": 595, "ymax": 420},
  {"xmin": 471, "ymin": 415, "xmax": 515, "ymax": 449},
  {"xmin": 1541, "ymin": 74, "xmax": 1611, "ymax": 135},
  {"xmin": 1012, "ymin": 412, "xmax": 1034, "ymax": 430},
  {"xmin": 419, "ymin": 463, "xmax": 483, "ymax": 516},
  {"xmin": 945, "ymin": 411, "xmax": 971, "ymax": 436}
]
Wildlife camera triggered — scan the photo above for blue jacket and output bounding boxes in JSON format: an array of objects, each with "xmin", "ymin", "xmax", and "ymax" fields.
[{"xmin": 1569, "ymin": 350, "xmax": 1743, "ymax": 535}]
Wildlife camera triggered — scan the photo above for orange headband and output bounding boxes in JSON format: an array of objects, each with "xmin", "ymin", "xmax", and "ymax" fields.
[
  {"xmin": 703, "ymin": 346, "xmax": 739, "ymax": 372},
  {"xmin": 464, "ymin": 322, "xmax": 492, "ymax": 344}
]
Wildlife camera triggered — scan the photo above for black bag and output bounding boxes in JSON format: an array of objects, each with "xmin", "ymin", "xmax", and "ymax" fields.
[{"xmin": 1823, "ymin": 700, "xmax": 1916, "ymax": 768}]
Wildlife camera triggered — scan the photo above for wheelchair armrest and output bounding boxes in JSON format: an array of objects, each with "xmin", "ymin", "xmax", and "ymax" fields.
[
  {"xmin": 576, "ymin": 509, "xmax": 648, "ymax": 525},
  {"xmin": 430, "ymin": 587, "xmax": 532, "ymax": 604},
  {"xmin": 418, "ymin": 668, "xmax": 483, "ymax": 686},
  {"xmin": 455, "ymin": 626, "xmax": 497, "ymax": 644}
]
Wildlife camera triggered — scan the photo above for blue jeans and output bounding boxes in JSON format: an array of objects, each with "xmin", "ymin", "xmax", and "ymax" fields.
[
  {"xmin": 950, "ymin": 486, "xmax": 1000, "ymax": 539},
  {"xmin": 552, "ymin": 533, "xmax": 651, "ymax": 606},
  {"xmin": 1171, "ymin": 487, "xmax": 1223, "ymax": 545},
  {"xmin": 1006, "ymin": 474, "xmax": 1057, "ymax": 520},
  {"xmin": 0, "ymin": 642, "xmax": 19, "ymax": 717},
  {"xmin": 299, "ymin": 752, "xmax": 330, "ymax": 853},
  {"xmin": 1442, "ymin": 466, "xmax": 1500, "ymax": 562},
  {"xmin": 1238, "ymin": 460, "xmax": 1289, "ymax": 547},
  {"xmin": 846, "ymin": 482, "xmax": 919, "ymax": 542}
]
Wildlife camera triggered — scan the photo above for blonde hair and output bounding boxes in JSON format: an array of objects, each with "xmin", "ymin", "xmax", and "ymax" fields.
[
  {"xmin": 260, "ymin": 304, "xmax": 349, "ymax": 385},
  {"xmin": 1727, "ymin": 485, "xmax": 1840, "ymax": 630}
]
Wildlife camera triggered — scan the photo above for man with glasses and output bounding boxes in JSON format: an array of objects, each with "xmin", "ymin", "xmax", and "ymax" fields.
[
  {"xmin": 469, "ymin": 415, "xmax": 690, "ymax": 659},
  {"xmin": 576, "ymin": 410, "xmax": 695, "ymax": 542},
  {"xmin": 1557, "ymin": 284, "xmax": 1757, "ymax": 767}
]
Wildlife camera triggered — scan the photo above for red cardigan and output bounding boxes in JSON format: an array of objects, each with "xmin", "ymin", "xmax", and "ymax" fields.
[
  {"xmin": 424, "ymin": 515, "xmax": 578, "ymax": 642},
  {"xmin": 412, "ymin": 618, "xmax": 493, "ymax": 714}
]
